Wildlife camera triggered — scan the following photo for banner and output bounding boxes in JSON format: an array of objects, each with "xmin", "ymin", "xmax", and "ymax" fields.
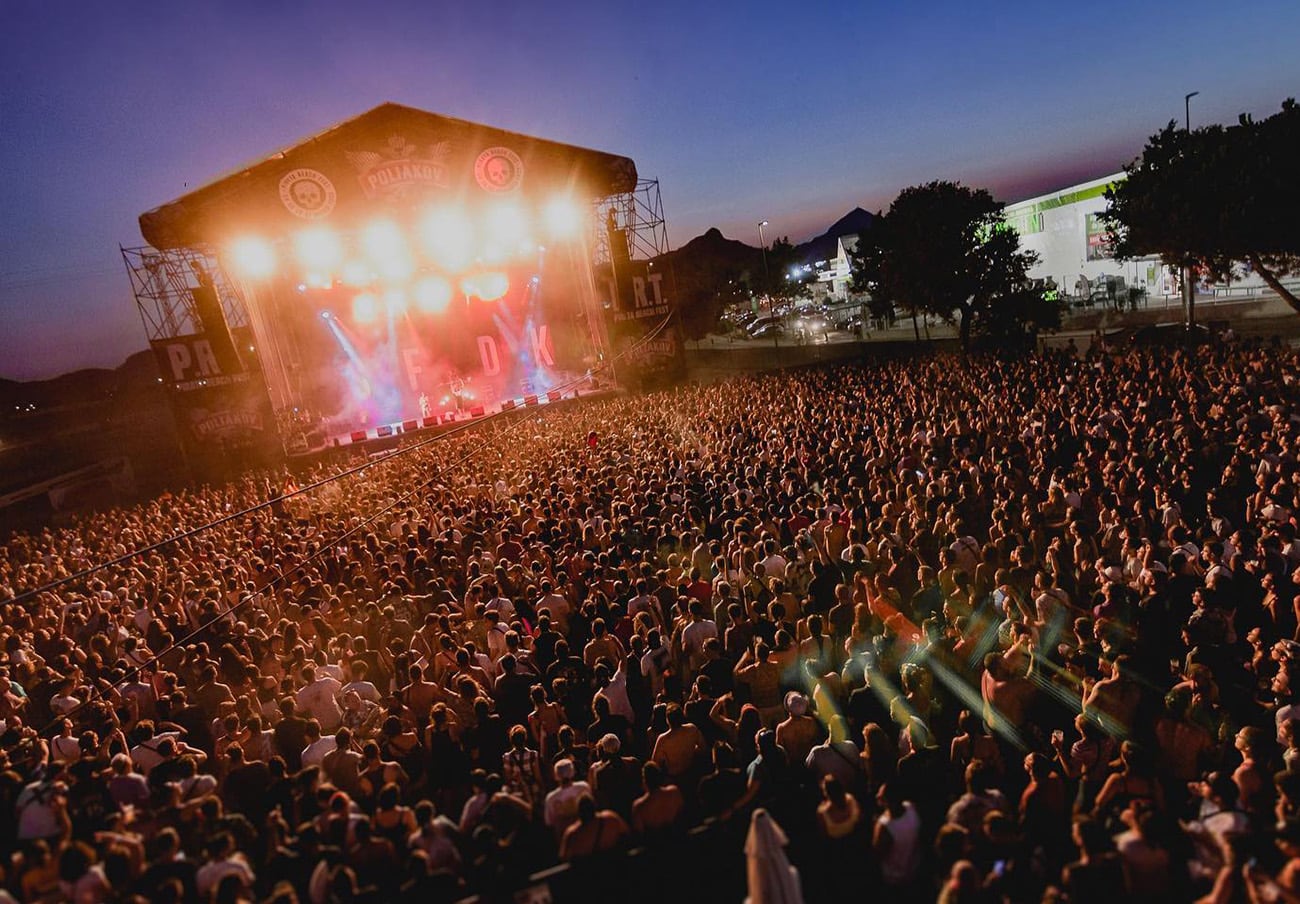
[
  {"xmin": 1085, "ymin": 213, "xmax": 1113, "ymax": 262},
  {"xmin": 601, "ymin": 259, "xmax": 683, "ymax": 387},
  {"xmin": 150, "ymin": 326, "xmax": 281, "ymax": 474}
]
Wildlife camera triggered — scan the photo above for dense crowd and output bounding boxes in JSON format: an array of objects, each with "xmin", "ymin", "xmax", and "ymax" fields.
[{"xmin": 3, "ymin": 337, "xmax": 1300, "ymax": 903}]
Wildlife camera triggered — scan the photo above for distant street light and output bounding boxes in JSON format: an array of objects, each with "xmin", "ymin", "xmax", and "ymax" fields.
[
  {"xmin": 758, "ymin": 220, "xmax": 776, "ymax": 347},
  {"xmin": 1182, "ymin": 91, "xmax": 1199, "ymax": 329}
]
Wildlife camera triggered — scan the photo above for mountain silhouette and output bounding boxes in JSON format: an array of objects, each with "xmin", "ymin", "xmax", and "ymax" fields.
[{"xmin": 795, "ymin": 206, "xmax": 875, "ymax": 264}]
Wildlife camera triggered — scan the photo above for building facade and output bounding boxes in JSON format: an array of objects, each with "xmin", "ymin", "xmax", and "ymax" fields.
[{"xmin": 1004, "ymin": 173, "xmax": 1273, "ymax": 302}]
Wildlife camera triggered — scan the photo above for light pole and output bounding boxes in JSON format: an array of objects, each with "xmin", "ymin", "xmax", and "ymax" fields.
[
  {"xmin": 758, "ymin": 220, "xmax": 775, "ymax": 346},
  {"xmin": 1182, "ymin": 91, "xmax": 1199, "ymax": 329}
]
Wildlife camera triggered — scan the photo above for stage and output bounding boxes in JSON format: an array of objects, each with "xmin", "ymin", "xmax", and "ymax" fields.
[
  {"xmin": 306, "ymin": 382, "xmax": 617, "ymax": 454},
  {"xmin": 124, "ymin": 103, "xmax": 680, "ymax": 477}
]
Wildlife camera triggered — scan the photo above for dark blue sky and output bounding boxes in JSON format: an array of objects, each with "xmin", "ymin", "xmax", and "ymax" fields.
[{"xmin": 2, "ymin": 0, "xmax": 1298, "ymax": 379}]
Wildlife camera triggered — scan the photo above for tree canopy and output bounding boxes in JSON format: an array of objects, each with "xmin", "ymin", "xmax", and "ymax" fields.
[
  {"xmin": 850, "ymin": 181, "xmax": 1055, "ymax": 350},
  {"xmin": 756, "ymin": 236, "xmax": 814, "ymax": 304},
  {"xmin": 1102, "ymin": 98, "xmax": 1300, "ymax": 312}
]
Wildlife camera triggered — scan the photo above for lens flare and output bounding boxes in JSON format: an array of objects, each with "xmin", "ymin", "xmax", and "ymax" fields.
[
  {"xmin": 413, "ymin": 276, "xmax": 453, "ymax": 313},
  {"xmin": 542, "ymin": 195, "xmax": 585, "ymax": 239},
  {"xmin": 464, "ymin": 271, "xmax": 509, "ymax": 301},
  {"xmin": 228, "ymin": 236, "xmax": 276, "ymax": 279},
  {"xmin": 418, "ymin": 207, "xmax": 475, "ymax": 273},
  {"xmin": 361, "ymin": 220, "xmax": 413, "ymax": 280},
  {"xmin": 294, "ymin": 227, "xmax": 343, "ymax": 273},
  {"xmin": 482, "ymin": 202, "xmax": 530, "ymax": 255}
]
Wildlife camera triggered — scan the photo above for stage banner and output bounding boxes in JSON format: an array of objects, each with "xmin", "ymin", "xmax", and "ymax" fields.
[
  {"xmin": 150, "ymin": 326, "xmax": 281, "ymax": 474},
  {"xmin": 602, "ymin": 259, "xmax": 683, "ymax": 388}
]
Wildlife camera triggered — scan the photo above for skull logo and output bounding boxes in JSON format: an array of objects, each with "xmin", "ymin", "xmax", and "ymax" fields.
[
  {"xmin": 474, "ymin": 147, "xmax": 523, "ymax": 193},
  {"xmin": 291, "ymin": 179, "xmax": 323, "ymax": 210},
  {"xmin": 279, "ymin": 169, "xmax": 336, "ymax": 219},
  {"xmin": 485, "ymin": 156, "xmax": 514, "ymax": 187}
]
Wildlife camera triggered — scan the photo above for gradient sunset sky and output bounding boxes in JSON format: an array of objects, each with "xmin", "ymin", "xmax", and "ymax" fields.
[{"xmin": 3, "ymin": 0, "xmax": 1299, "ymax": 379}]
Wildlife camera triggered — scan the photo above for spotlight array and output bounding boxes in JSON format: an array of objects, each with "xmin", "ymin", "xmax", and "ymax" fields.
[
  {"xmin": 224, "ymin": 196, "xmax": 585, "ymax": 326},
  {"xmin": 224, "ymin": 195, "xmax": 585, "ymax": 285}
]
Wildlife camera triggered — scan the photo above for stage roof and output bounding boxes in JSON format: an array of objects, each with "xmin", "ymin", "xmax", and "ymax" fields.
[{"xmin": 139, "ymin": 103, "xmax": 639, "ymax": 250}]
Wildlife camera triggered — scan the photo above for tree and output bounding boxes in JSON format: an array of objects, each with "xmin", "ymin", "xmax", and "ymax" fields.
[
  {"xmin": 1102, "ymin": 99, "xmax": 1300, "ymax": 314},
  {"xmin": 755, "ymin": 237, "xmax": 814, "ymax": 305},
  {"xmin": 674, "ymin": 264, "xmax": 750, "ymax": 339},
  {"xmin": 850, "ymin": 181, "xmax": 1049, "ymax": 351}
]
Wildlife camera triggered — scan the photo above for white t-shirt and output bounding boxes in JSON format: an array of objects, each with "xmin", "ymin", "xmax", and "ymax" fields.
[
  {"xmin": 301, "ymin": 736, "xmax": 337, "ymax": 768},
  {"xmin": 681, "ymin": 619, "xmax": 719, "ymax": 668},
  {"xmin": 340, "ymin": 680, "xmax": 381, "ymax": 704},
  {"xmin": 130, "ymin": 731, "xmax": 182, "ymax": 775},
  {"xmin": 759, "ymin": 554, "xmax": 788, "ymax": 578},
  {"xmin": 296, "ymin": 677, "xmax": 343, "ymax": 731},
  {"xmin": 196, "ymin": 855, "xmax": 255, "ymax": 900},
  {"xmin": 485, "ymin": 597, "xmax": 516, "ymax": 622},
  {"xmin": 543, "ymin": 781, "xmax": 592, "ymax": 833},
  {"xmin": 537, "ymin": 592, "xmax": 570, "ymax": 627},
  {"xmin": 878, "ymin": 802, "xmax": 921, "ymax": 885}
]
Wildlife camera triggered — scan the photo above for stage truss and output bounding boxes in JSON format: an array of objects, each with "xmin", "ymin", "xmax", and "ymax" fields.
[
  {"xmin": 592, "ymin": 179, "xmax": 671, "ymax": 265},
  {"xmin": 120, "ymin": 245, "xmax": 249, "ymax": 342}
]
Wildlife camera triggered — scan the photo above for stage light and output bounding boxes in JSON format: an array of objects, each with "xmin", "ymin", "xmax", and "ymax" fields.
[
  {"xmin": 463, "ymin": 271, "xmax": 509, "ymax": 301},
  {"xmin": 228, "ymin": 236, "xmax": 276, "ymax": 279},
  {"xmin": 295, "ymin": 227, "xmax": 342, "ymax": 273},
  {"xmin": 361, "ymin": 220, "xmax": 413, "ymax": 280},
  {"xmin": 542, "ymin": 196, "xmax": 585, "ymax": 239},
  {"xmin": 352, "ymin": 293, "xmax": 379, "ymax": 323},
  {"xmin": 418, "ymin": 208, "xmax": 475, "ymax": 273},
  {"xmin": 414, "ymin": 275, "xmax": 452, "ymax": 313},
  {"xmin": 483, "ymin": 202, "xmax": 530, "ymax": 254}
]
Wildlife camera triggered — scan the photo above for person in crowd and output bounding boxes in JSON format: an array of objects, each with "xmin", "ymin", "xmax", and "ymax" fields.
[{"xmin": 1, "ymin": 339, "xmax": 1298, "ymax": 902}]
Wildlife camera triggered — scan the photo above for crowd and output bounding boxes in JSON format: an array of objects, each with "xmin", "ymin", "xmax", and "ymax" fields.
[{"xmin": 2, "ymin": 336, "xmax": 1300, "ymax": 903}]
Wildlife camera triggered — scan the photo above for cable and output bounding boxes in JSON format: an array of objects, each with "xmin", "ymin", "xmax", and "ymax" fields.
[{"xmin": 8, "ymin": 309, "xmax": 672, "ymax": 609}]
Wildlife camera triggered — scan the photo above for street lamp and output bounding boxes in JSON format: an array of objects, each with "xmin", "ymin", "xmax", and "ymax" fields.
[
  {"xmin": 1182, "ymin": 91, "xmax": 1199, "ymax": 329},
  {"xmin": 758, "ymin": 220, "xmax": 776, "ymax": 346}
]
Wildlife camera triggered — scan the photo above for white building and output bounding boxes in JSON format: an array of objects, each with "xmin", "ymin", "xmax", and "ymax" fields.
[
  {"xmin": 813, "ymin": 234, "xmax": 859, "ymax": 302},
  {"xmin": 1003, "ymin": 173, "xmax": 1272, "ymax": 302},
  {"xmin": 1003, "ymin": 173, "xmax": 1170, "ymax": 300}
]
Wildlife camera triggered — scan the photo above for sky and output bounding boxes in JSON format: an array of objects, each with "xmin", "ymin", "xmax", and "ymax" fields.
[{"xmin": 2, "ymin": 0, "xmax": 1299, "ymax": 380}]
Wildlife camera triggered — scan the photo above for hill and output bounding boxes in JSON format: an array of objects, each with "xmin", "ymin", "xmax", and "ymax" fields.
[
  {"xmin": 653, "ymin": 207, "xmax": 874, "ymax": 337},
  {"xmin": 795, "ymin": 206, "xmax": 875, "ymax": 264}
]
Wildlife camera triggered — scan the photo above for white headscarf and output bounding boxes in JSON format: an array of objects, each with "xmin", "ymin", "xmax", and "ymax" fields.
[{"xmin": 744, "ymin": 809, "xmax": 805, "ymax": 904}]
